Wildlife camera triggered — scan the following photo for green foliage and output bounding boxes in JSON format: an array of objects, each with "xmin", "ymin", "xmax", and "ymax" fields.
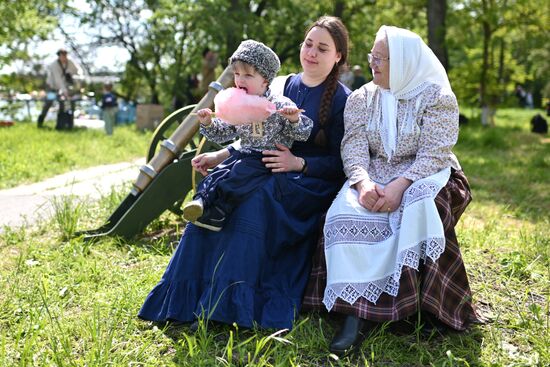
[
  {"xmin": 3, "ymin": 1, "xmax": 548, "ymax": 113},
  {"xmin": 447, "ymin": 0, "xmax": 549, "ymax": 107},
  {"xmin": 78, "ymin": 0, "xmax": 342, "ymax": 106},
  {"xmin": 0, "ymin": 64, "xmax": 46, "ymax": 95},
  {"xmin": 0, "ymin": 1, "xmax": 61, "ymax": 67},
  {"xmin": 336, "ymin": 0, "xmax": 427, "ymax": 73}
]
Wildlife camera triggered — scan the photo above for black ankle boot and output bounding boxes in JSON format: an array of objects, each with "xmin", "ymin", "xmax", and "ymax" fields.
[
  {"xmin": 189, "ymin": 319, "xmax": 213, "ymax": 332},
  {"xmin": 329, "ymin": 315, "xmax": 366, "ymax": 354},
  {"xmin": 421, "ymin": 312, "xmax": 448, "ymax": 336}
]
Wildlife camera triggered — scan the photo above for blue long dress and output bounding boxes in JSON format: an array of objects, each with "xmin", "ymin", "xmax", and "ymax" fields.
[{"xmin": 138, "ymin": 74, "xmax": 351, "ymax": 329}]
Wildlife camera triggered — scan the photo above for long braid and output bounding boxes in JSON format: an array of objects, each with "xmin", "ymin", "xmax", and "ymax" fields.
[
  {"xmin": 315, "ymin": 63, "xmax": 340, "ymax": 147},
  {"xmin": 304, "ymin": 16, "xmax": 349, "ymax": 148}
]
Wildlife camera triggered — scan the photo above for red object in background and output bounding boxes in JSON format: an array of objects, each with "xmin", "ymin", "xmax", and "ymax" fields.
[{"xmin": 0, "ymin": 120, "xmax": 15, "ymax": 127}]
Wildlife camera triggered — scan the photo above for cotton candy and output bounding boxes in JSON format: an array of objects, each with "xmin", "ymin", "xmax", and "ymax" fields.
[{"xmin": 214, "ymin": 88, "xmax": 276, "ymax": 125}]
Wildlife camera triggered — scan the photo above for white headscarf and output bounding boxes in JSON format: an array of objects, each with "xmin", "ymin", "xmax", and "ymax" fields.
[{"xmin": 377, "ymin": 25, "xmax": 452, "ymax": 160}]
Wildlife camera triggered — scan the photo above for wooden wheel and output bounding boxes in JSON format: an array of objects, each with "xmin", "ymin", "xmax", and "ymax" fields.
[{"xmin": 147, "ymin": 104, "xmax": 198, "ymax": 161}]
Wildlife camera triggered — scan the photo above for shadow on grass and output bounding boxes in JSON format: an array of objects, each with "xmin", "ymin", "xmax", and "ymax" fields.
[
  {"xmin": 139, "ymin": 310, "xmax": 484, "ymax": 366},
  {"xmin": 297, "ymin": 311, "xmax": 484, "ymax": 366}
]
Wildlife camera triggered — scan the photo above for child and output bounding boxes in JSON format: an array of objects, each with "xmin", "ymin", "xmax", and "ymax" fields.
[
  {"xmin": 184, "ymin": 40, "xmax": 313, "ymax": 231},
  {"xmin": 101, "ymin": 82, "xmax": 118, "ymax": 135}
]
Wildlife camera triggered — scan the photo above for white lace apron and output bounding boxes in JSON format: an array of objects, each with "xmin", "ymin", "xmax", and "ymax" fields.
[{"xmin": 322, "ymin": 167, "xmax": 451, "ymax": 311}]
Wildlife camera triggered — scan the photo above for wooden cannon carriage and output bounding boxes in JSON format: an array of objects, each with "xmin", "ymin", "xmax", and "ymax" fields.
[{"xmin": 78, "ymin": 67, "xmax": 234, "ymax": 240}]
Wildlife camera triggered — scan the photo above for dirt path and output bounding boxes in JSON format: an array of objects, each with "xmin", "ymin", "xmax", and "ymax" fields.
[{"xmin": 0, "ymin": 159, "xmax": 144, "ymax": 232}]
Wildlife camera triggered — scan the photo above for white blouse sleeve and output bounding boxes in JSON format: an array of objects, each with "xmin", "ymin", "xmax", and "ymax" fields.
[{"xmin": 403, "ymin": 88, "xmax": 459, "ymax": 182}]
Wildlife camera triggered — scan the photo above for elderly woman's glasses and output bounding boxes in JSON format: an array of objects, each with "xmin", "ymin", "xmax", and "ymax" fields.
[{"xmin": 368, "ymin": 53, "xmax": 389, "ymax": 65}]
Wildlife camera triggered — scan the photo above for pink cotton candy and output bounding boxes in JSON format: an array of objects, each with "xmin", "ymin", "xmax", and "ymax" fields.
[{"xmin": 214, "ymin": 88, "xmax": 276, "ymax": 125}]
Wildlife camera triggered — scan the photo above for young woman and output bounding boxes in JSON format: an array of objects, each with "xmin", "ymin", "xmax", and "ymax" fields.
[{"xmin": 138, "ymin": 16, "xmax": 351, "ymax": 330}]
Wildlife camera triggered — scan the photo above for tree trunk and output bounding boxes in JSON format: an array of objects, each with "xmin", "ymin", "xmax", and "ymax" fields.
[
  {"xmin": 427, "ymin": 0, "xmax": 448, "ymax": 70},
  {"xmin": 224, "ymin": 0, "xmax": 242, "ymax": 65},
  {"xmin": 150, "ymin": 86, "xmax": 160, "ymax": 104},
  {"xmin": 480, "ymin": 0, "xmax": 493, "ymax": 126},
  {"xmin": 497, "ymin": 38, "xmax": 505, "ymax": 84},
  {"xmin": 333, "ymin": 1, "xmax": 345, "ymax": 18},
  {"xmin": 129, "ymin": 57, "xmax": 159, "ymax": 105},
  {"xmin": 480, "ymin": 21, "xmax": 490, "ymax": 108}
]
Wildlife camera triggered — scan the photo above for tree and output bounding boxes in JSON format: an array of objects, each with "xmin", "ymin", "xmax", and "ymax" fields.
[
  {"xmin": 446, "ymin": 0, "xmax": 549, "ymax": 123},
  {"xmin": 427, "ymin": 0, "xmax": 448, "ymax": 69},
  {"xmin": 52, "ymin": 0, "xmax": 548, "ymax": 115},
  {"xmin": 0, "ymin": 1, "xmax": 60, "ymax": 67},
  {"xmin": 75, "ymin": 0, "xmax": 345, "ymax": 106}
]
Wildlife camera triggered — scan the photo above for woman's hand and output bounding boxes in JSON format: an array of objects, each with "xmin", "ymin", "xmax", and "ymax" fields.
[
  {"xmin": 372, "ymin": 177, "xmax": 412, "ymax": 213},
  {"xmin": 191, "ymin": 148, "xmax": 230, "ymax": 176},
  {"xmin": 262, "ymin": 143, "xmax": 303, "ymax": 173},
  {"xmin": 354, "ymin": 179, "xmax": 384, "ymax": 211}
]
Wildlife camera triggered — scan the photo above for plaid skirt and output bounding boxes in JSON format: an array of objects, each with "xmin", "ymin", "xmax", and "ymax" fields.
[{"xmin": 302, "ymin": 169, "xmax": 477, "ymax": 331}]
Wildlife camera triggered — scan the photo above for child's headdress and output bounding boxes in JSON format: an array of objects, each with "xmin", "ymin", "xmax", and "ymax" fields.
[{"xmin": 229, "ymin": 40, "xmax": 280, "ymax": 84}]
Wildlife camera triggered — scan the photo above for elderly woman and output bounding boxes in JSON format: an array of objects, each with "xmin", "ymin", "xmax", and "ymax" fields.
[{"xmin": 303, "ymin": 25, "xmax": 477, "ymax": 354}]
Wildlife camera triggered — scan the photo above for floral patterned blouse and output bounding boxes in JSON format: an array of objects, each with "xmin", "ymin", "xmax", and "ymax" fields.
[
  {"xmin": 342, "ymin": 82, "xmax": 461, "ymax": 185},
  {"xmin": 200, "ymin": 89, "xmax": 313, "ymax": 153}
]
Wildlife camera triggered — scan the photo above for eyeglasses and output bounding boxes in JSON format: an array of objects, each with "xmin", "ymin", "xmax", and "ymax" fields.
[{"xmin": 368, "ymin": 53, "xmax": 390, "ymax": 65}]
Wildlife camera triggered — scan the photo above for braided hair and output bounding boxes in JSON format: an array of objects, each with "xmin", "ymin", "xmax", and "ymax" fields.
[{"xmin": 304, "ymin": 16, "xmax": 349, "ymax": 147}]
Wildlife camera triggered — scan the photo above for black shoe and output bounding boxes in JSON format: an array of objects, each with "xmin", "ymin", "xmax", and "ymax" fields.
[
  {"xmin": 421, "ymin": 312, "xmax": 448, "ymax": 336},
  {"xmin": 329, "ymin": 315, "xmax": 366, "ymax": 355},
  {"xmin": 189, "ymin": 320, "xmax": 200, "ymax": 332},
  {"xmin": 189, "ymin": 319, "xmax": 215, "ymax": 332},
  {"xmin": 193, "ymin": 206, "xmax": 226, "ymax": 232}
]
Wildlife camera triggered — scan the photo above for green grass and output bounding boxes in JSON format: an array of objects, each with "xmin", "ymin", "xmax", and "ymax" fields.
[
  {"xmin": 0, "ymin": 121, "xmax": 152, "ymax": 189},
  {"xmin": 0, "ymin": 109, "xmax": 548, "ymax": 366}
]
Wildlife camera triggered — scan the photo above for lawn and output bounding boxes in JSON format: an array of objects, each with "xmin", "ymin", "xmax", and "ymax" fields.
[
  {"xmin": 0, "ymin": 122, "xmax": 152, "ymax": 189},
  {"xmin": 0, "ymin": 109, "xmax": 548, "ymax": 366}
]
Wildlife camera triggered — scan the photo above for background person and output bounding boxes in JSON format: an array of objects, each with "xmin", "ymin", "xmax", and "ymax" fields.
[
  {"xmin": 304, "ymin": 25, "xmax": 477, "ymax": 354},
  {"xmin": 525, "ymin": 90, "xmax": 534, "ymax": 109},
  {"xmin": 37, "ymin": 48, "xmax": 83, "ymax": 128},
  {"xmin": 138, "ymin": 16, "xmax": 351, "ymax": 331},
  {"xmin": 351, "ymin": 64, "xmax": 367, "ymax": 90},
  {"xmin": 339, "ymin": 63, "xmax": 354, "ymax": 89},
  {"xmin": 100, "ymin": 82, "xmax": 118, "ymax": 135}
]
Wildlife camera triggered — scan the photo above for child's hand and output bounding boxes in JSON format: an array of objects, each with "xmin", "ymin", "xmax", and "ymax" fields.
[
  {"xmin": 192, "ymin": 152, "xmax": 216, "ymax": 176},
  {"xmin": 278, "ymin": 106, "xmax": 301, "ymax": 123},
  {"xmin": 191, "ymin": 150, "xmax": 228, "ymax": 176},
  {"xmin": 196, "ymin": 108, "xmax": 213, "ymax": 125}
]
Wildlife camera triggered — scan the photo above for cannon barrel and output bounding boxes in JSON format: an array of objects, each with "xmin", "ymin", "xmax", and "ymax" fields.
[
  {"xmin": 130, "ymin": 66, "xmax": 234, "ymax": 196},
  {"xmin": 76, "ymin": 67, "xmax": 233, "ymax": 240}
]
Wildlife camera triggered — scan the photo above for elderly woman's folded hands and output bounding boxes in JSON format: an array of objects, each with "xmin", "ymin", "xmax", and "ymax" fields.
[{"xmin": 355, "ymin": 177, "xmax": 411, "ymax": 212}]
